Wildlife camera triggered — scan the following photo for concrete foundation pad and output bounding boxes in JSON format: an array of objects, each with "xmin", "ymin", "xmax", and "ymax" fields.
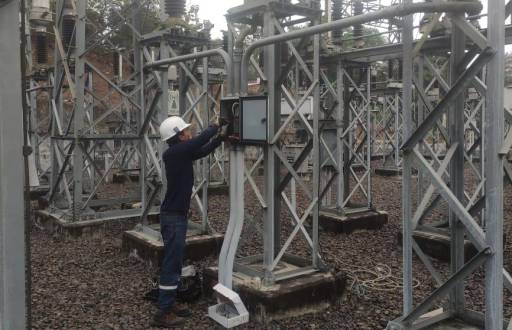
[
  {"xmin": 319, "ymin": 209, "xmax": 388, "ymax": 233},
  {"xmin": 122, "ymin": 225, "xmax": 223, "ymax": 268},
  {"xmin": 203, "ymin": 266, "xmax": 346, "ymax": 324},
  {"xmin": 424, "ymin": 319, "xmax": 482, "ymax": 330},
  {"xmin": 375, "ymin": 167, "xmax": 403, "ymax": 176},
  {"xmin": 397, "ymin": 227, "xmax": 477, "ymax": 262},
  {"xmin": 389, "ymin": 309, "xmax": 488, "ymax": 329},
  {"xmin": 112, "ymin": 172, "xmax": 140, "ymax": 183},
  {"xmin": 29, "ymin": 185, "xmax": 49, "ymax": 201},
  {"xmin": 35, "ymin": 209, "xmax": 159, "ymax": 239}
]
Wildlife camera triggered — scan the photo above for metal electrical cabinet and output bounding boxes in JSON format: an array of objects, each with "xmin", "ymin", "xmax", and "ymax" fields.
[
  {"xmin": 220, "ymin": 95, "xmax": 268, "ymax": 145},
  {"xmin": 239, "ymin": 95, "xmax": 268, "ymax": 144}
]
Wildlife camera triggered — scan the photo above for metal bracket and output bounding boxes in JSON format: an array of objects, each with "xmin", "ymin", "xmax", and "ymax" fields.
[{"xmin": 208, "ymin": 283, "xmax": 249, "ymax": 328}]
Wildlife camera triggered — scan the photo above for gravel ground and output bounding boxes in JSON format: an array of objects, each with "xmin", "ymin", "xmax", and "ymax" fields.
[{"xmin": 31, "ymin": 164, "xmax": 512, "ymax": 329}]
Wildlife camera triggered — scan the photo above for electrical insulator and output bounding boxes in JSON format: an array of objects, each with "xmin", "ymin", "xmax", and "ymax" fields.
[
  {"xmin": 388, "ymin": 59, "xmax": 394, "ymax": 81},
  {"xmin": 29, "ymin": 0, "xmax": 52, "ymax": 29},
  {"xmin": 331, "ymin": 0, "xmax": 343, "ymax": 43},
  {"xmin": 113, "ymin": 52, "xmax": 120, "ymax": 77},
  {"xmin": 352, "ymin": 0, "xmax": 363, "ymax": 39},
  {"xmin": 62, "ymin": 17, "xmax": 75, "ymax": 51},
  {"xmin": 162, "ymin": 0, "xmax": 186, "ymax": 18},
  {"xmin": 61, "ymin": 0, "xmax": 76, "ymax": 52},
  {"xmin": 222, "ymin": 31, "xmax": 229, "ymax": 52},
  {"xmin": 36, "ymin": 33, "xmax": 48, "ymax": 64},
  {"xmin": 30, "ymin": 0, "xmax": 52, "ymax": 65}
]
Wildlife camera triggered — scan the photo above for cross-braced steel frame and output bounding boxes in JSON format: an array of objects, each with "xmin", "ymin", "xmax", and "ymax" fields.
[
  {"xmin": 319, "ymin": 61, "xmax": 373, "ymax": 213},
  {"xmin": 134, "ymin": 33, "xmax": 229, "ymax": 237},
  {"xmin": 375, "ymin": 87, "xmax": 403, "ymax": 169},
  {"xmin": 46, "ymin": 0, "xmax": 221, "ymax": 226},
  {"xmin": 227, "ymin": 0, "xmax": 326, "ymax": 285},
  {"xmin": 39, "ymin": 1, "xmax": 512, "ymax": 327},
  {"xmin": 25, "ymin": 1, "xmax": 53, "ymax": 189},
  {"xmin": 389, "ymin": 0, "xmax": 509, "ymax": 328},
  {"xmin": 48, "ymin": 0, "xmax": 154, "ymax": 222},
  {"xmin": 226, "ymin": 1, "xmax": 495, "ymax": 295},
  {"xmin": 372, "ymin": 47, "xmax": 487, "ymax": 178}
]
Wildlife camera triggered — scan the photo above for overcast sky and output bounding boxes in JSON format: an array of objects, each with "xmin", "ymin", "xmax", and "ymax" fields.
[{"xmin": 188, "ymin": 0, "xmax": 243, "ymax": 39}]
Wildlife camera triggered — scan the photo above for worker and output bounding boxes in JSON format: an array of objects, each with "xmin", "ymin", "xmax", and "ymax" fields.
[{"xmin": 152, "ymin": 116, "xmax": 227, "ymax": 327}]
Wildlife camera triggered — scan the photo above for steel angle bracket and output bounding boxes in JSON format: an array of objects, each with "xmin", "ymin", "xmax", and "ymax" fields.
[
  {"xmin": 208, "ymin": 283, "xmax": 249, "ymax": 328},
  {"xmin": 386, "ymin": 318, "xmax": 407, "ymax": 330}
]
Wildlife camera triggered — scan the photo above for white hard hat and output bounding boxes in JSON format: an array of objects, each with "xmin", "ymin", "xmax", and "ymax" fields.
[{"xmin": 159, "ymin": 116, "xmax": 191, "ymax": 141}]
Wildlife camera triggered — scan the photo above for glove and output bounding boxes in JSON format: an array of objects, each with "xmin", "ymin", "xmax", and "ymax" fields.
[
  {"xmin": 218, "ymin": 117, "xmax": 229, "ymax": 126},
  {"xmin": 211, "ymin": 115, "xmax": 221, "ymax": 128},
  {"xmin": 218, "ymin": 124, "xmax": 229, "ymax": 140}
]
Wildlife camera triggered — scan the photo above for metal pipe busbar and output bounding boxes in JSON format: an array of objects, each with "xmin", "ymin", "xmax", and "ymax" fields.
[
  {"xmin": 145, "ymin": 48, "xmax": 233, "ymax": 94},
  {"xmin": 240, "ymin": 1, "xmax": 482, "ymax": 93}
]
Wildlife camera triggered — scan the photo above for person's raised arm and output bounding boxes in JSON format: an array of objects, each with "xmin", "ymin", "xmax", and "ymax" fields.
[
  {"xmin": 190, "ymin": 137, "xmax": 222, "ymax": 160},
  {"xmin": 170, "ymin": 124, "xmax": 219, "ymax": 154}
]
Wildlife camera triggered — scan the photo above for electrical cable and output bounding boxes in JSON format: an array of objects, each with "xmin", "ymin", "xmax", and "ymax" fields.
[
  {"xmin": 323, "ymin": 250, "xmax": 420, "ymax": 298},
  {"xmin": 231, "ymin": 102, "xmax": 239, "ymax": 115}
]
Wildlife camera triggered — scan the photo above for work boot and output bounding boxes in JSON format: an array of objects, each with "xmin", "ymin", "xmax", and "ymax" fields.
[
  {"xmin": 151, "ymin": 310, "xmax": 186, "ymax": 328},
  {"xmin": 172, "ymin": 302, "xmax": 192, "ymax": 317}
]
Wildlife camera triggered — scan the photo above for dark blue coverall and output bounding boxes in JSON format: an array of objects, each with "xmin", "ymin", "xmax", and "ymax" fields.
[{"xmin": 158, "ymin": 125, "xmax": 221, "ymax": 313}]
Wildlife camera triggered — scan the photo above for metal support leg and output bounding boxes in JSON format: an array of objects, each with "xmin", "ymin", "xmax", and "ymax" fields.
[
  {"xmin": 159, "ymin": 39, "xmax": 169, "ymax": 217},
  {"xmin": 312, "ymin": 17, "xmax": 320, "ymax": 267},
  {"xmin": 401, "ymin": 1, "xmax": 414, "ymax": 314},
  {"xmin": 336, "ymin": 61, "xmax": 344, "ymax": 210},
  {"xmin": 202, "ymin": 46, "xmax": 209, "ymax": 233},
  {"xmin": 448, "ymin": 11, "xmax": 466, "ymax": 314},
  {"xmin": 133, "ymin": 4, "xmax": 147, "ymax": 226},
  {"xmin": 0, "ymin": 0, "xmax": 27, "ymax": 327},
  {"xmin": 485, "ymin": 0, "xmax": 505, "ymax": 327},
  {"xmin": 263, "ymin": 10, "xmax": 278, "ymax": 284},
  {"xmin": 342, "ymin": 69, "xmax": 350, "ymax": 204},
  {"xmin": 417, "ymin": 56, "xmax": 425, "ymax": 196},
  {"xmin": 366, "ymin": 67, "xmax": 372, "ymax": 209},
  {"xmin": 73, "ymin": 0, "xmax": 87, "ymax": 219},
  {"xmin": 394, "ymin": 91, "xmax": 400, "ymax": 167}
]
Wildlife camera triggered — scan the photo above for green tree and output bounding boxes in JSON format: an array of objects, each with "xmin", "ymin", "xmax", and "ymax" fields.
[{"xmin": 86, "ymin": 0, "xmax": 161, "ymax": 51}]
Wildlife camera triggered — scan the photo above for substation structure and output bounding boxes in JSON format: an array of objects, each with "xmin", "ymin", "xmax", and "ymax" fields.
[
  {"xmin": 393, "ymin": 0, "xmax": 509, "ymax": 328},
  {"xmin": 317, "ymin": 58, "xmax": 389, "ymax": 232},
  {"xmin": 208, "ymin": 0, "xmax": 510, "ymax": 328},
  {"xmin": 204, "ymin": 2, "xmax": 344, "ymax": 324},
  {"xmin": 373, "ymin": 84, "xmax": 403, "ymax": 175},
  {"xmin": 325, "ymin": 1, "xmax": 512, "ymax": 327},
  {"xmin": 317, "ymin": 0, "xmax": 403, "ymax": 229},
  {"xmin": 3, "ymin": 0, "xmax": 512, "ymax": 328},
  {"xmin": 122, "ymin": 41, "xmax": 231, "ymax": 266},
  {"xmin": 320, "ymin": 0, "xmax": 512, "ymax": 328},
  {"xmin": 42, "ymin": 0, "xmax": 159, "ymax": 227},
  {"xmin": 206, "ymin": 0, "xmax": 402, "ymax": 322},
  {"xmin": 25, "ymin": 0, "xmax": 53, "ymax": 196},
  {"xmin": 35, "ymin": 0, "xmax": 227, "ymax": 247}
]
